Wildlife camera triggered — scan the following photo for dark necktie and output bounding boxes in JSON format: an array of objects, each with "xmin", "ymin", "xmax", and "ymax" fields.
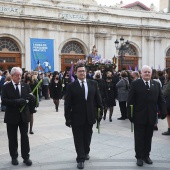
[
  {"xmin": 145, "ymin": 81, "xmax": 150, "ymax": 90},
  {"xmin": 81, "ymin": 81, "xmax": 85, "ymax": 99},
  {"xmin": 15, "ymin": 84, "xmax": 20, "ymax": 98}
]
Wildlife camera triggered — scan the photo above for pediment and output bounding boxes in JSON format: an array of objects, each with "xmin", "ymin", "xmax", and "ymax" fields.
[{"xmin": 122, "ymin": 1, "xmax": 150, "ymax": 11}]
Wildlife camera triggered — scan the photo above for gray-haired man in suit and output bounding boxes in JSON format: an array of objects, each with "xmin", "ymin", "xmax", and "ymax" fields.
[
  {"xmin": 1, "ymin": 67, "xmax": 35, "ymax": 166},
  {"xmin": 127, "ymin": 65, "xmax": 166, "ymax": 166}
]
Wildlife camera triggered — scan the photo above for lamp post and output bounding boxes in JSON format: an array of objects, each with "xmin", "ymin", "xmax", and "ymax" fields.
[{"xmin": 114, "ymin": 36, "xmax": 130, "ymax": 70}]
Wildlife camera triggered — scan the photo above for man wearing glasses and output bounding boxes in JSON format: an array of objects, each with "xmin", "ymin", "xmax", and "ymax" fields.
[{"xmin": 64, "ymin": 65, "xmax": 103, "ymax": 169}]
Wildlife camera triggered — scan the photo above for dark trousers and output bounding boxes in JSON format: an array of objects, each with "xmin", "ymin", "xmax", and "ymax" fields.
[
  {"xmin": 134, "ymin": 123, "xmax": 154, "ymax": 159},
  {"xmin": 42, "ymin": 85, "xmax": 49, "ymax": 99},
  {"xmin": 6, "ymin": 117, "xmax": 30, "ymax": 160},
  {"xmin": 72, "ymin": 124, "xmax": 93, "ymax": 163},
  {"xmin": 119, "ymin": 101, "xmax": 127, "ymax": 118}
]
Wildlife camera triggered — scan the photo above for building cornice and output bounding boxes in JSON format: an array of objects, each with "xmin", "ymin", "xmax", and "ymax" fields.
[
  {"xmin": 0, "ymin": 1, "xmax": 169, "ymax": 32},
  {"xmin": 0, "ymin": 13, "xmax": 170, "ymax": 34}
]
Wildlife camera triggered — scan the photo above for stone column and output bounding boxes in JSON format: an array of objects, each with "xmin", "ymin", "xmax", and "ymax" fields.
[
  {"xmin": 154, "ymin": 38, "xmax": 162, "ymax": 69},
  {"xmin": 89, "ymin": 26, "xmax": 95, "ymax": 54},
  {"xmin": 104, "ymin": 35, "xmax": 112, "ymax": 60},
  {"xmin": 147, "ymin": 37, "xmax": 155, "ymax": 68}
]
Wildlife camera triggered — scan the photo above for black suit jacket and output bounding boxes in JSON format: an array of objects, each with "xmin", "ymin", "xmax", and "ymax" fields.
[
  {"xmin": 1, "ymin": 82, "xmax": 31, "ymax": 124},
  {"xmin": 64, "ymin": 79, "xmax": 103, "ymax": 126},
  {"xmin": 127, "ymin": 79, "xmax": 166, "ymax": 125}
]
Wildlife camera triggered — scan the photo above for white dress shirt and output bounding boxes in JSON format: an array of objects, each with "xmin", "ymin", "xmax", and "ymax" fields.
[
  {"xmin": 78, "ymin": 79, "xmax": 88, "ymax": 100},
  {"xmin": 143, "ymin": 79, "xmax": 150, "ymax": 88},
  {"xmin": 12, "ymin": 80, "xmax": 21, "ymax": 96}
]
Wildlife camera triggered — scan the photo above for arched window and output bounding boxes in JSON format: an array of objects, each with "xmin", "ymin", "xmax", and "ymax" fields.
[
  {"xmin": 166, "ymin": 48, "xmax": 170, "ymax": 57},
  {"xmin": 0, "ymin": 38, "xmax": 19, "ymax": 52},
  {"xmin": 118, "ymin": 45, "xmax": 137, "ymax": 56},
  {"xmin": 61, "ymin": 41, "xmax": 84, "ymax": 54}
]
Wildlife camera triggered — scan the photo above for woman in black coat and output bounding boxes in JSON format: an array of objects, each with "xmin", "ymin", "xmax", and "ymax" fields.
[
  {"xmin": 104, "ymin": 71, "xmax": 117, "ymax": 122},
  {"xmin": 93, "ymin": 70, "xmax": 108, "ymax": 120},
  {"xmin": 24, "ymin": 72, "xmax": 37, "ymax": 134},
  {"xmin": 50, "ymin": 72, "xmax": 62, "ymax": 112},
  {"xmin": 61, "ymin": 71, "xmax": 71, "ymax": 99}
]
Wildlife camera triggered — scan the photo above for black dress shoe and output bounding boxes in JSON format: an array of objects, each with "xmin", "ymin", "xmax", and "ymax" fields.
[
  {"xmin": 77, "ymin": 162, "xmax": 84, "ymax": 169},
  {"xmin": 162, "ymin": 130, "xmax": 170, "ymax": 135},
  {"xmin": 154, "ymin": 125, "xmax": 158, "ymax": 131},
  {"xmin": 12, "ymin": 158, "xmax": 19, "ymax": 165},
  {"xmin": 29, "ymin": 131, "xmax": 34, "ymax": 134},
  {"xmin": 23, "ymin": 159, "xmax": 32, "ymax": 166},
  {"xmin": 136, "ymin": 159, "xmax": 143, "ymax": 166},
  {"xmin": 143, "ymin": 157, "xmax": 153, "ymax": 164},
  {"xmin": 85, "ymin": 154, "xmax": 90, "ymax": 160},
  {"xmin": 117, "ymin": 117, "xmax": 125, "ymax": 120}
]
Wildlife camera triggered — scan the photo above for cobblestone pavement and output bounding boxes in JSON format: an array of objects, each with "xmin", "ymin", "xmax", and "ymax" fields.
[{"xmin": 0, "ymin": 98, "xmax": 170, "ymax": 170}]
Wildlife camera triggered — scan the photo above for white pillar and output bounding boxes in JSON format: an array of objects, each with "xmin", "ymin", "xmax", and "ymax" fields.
[
  {"xmin": 147, "ymin": 38, "xmax": 155, "ymax": 68},
  {"xmin": 104, "ymin": 36, "xmax": 113, "ymax": 60},
  {"xmin": 154, "ymin": 38, "xmax": 162, "ymax": 70}
]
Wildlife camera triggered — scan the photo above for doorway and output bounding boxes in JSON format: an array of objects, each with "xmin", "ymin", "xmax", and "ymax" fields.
[
  {"xmin": 61, "ymin": 41, "xmax": 85, "ymax": 71},
  {"xmin": 0, "ymin": 37, "xmax": 21, "ymax": 71}
]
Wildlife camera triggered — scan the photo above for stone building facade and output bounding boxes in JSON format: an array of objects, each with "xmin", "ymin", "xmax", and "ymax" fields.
[{"xmin": 0, "ymin": 0, "xmax": 170, "ymax": 71}]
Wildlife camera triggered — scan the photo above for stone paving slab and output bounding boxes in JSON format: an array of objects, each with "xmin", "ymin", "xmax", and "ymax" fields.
[{"xmin": 0, "ymin": 98, "xmax": 170, "ymax": 170}]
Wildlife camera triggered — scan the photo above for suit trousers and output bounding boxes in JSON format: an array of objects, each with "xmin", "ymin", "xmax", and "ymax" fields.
[
  {"xmin": 72, "ymin": 124, "xmax": 93, "ymax": 163},
  {"xmin": 6, "ymin": 115, "xmax": 30, "ymax": 160},
  {"xmin": 119, "ymin": 101, "xmax": 127, "ymax": 118},
  {"xmin": 42, "ymin": 85, "xmax": 49, "ymax": 99},
  {"xmin": 134, "ymin": 123, "xmax": 154, "ymax": 159}
]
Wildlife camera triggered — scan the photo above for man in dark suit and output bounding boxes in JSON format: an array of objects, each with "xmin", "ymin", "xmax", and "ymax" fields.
[
  {"xmin": 1, "ymin": 67, "xmax": 35, "ymax": 166},
  {"xmin": 64, "ymin": 65, "xmax": 103, "ymax": 169},
  {"xmin": 127, "ymin": 65, "xmax": 166, "ymax": 167}
]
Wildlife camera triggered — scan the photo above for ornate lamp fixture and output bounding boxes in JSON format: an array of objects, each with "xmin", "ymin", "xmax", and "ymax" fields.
[
  {"xmin": 112, "ymin": 55, "xmax": 117, "ymax": 64},
  {"xmin": 114, "ymin": 36, "xmax": 130, "ymax": 70},
  {"xmin": 112, "ymin": 55, "xmax": 117, "ymax": 69},
  {"xmin": 115, "ymin": 36, "xmax": 130, "ymax": 50},
  {"xmin": 88, "ymin": 55, "xmax": 92, "ymax": 64}
]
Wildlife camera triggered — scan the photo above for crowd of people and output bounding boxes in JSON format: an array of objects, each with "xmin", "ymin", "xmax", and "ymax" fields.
[{"xmin": 0, "ymin": 65, "xmax": 170, "ymax": 169}]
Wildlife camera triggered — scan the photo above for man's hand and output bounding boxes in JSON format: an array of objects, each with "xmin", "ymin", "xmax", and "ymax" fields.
[
  {"xmin": 15, "ymin": 98, "xmax": 27, "ymax": 106},
  {"xmin": 161, "ymin": 114, "xmax": 167, "ymax": 120},
  {"xmin": 65, "ymin": 120, "xmax": 72, "ymax": 128},
  {"xmin": 128, "ymin": 114, "xmax": 134, "ymax": 123},
  {"xmin": 26, "ymin": 93, "xmax": 35, "ymax": 102}
]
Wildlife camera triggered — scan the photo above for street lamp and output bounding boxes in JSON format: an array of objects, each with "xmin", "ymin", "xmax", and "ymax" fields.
[{"xmin": 114, "ymin": 36, "xmax": 130, "ymax": 70}]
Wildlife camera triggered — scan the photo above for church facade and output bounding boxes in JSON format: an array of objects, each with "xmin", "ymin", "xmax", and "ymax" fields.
[{"xmin": 0, "ymin": 0, "xmax": 170, "ymax": 71}]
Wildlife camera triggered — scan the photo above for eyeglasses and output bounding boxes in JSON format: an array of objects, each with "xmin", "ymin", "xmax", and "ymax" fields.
[{"xmin": 77, "ymin": 70, "xmax": 85, "ymax": 73}]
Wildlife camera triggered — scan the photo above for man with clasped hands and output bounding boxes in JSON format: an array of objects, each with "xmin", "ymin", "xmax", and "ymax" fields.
[
  {"xmin": 127, "ymin": 65, "xmax": 166, "ymax": 167},
  {"xmin": 64, "ymin": 65, "xmax": 103, "ymax": 169},
  {"xmin": 1, "ymin": 67, "xmax": 35, "ymax": 166}
]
